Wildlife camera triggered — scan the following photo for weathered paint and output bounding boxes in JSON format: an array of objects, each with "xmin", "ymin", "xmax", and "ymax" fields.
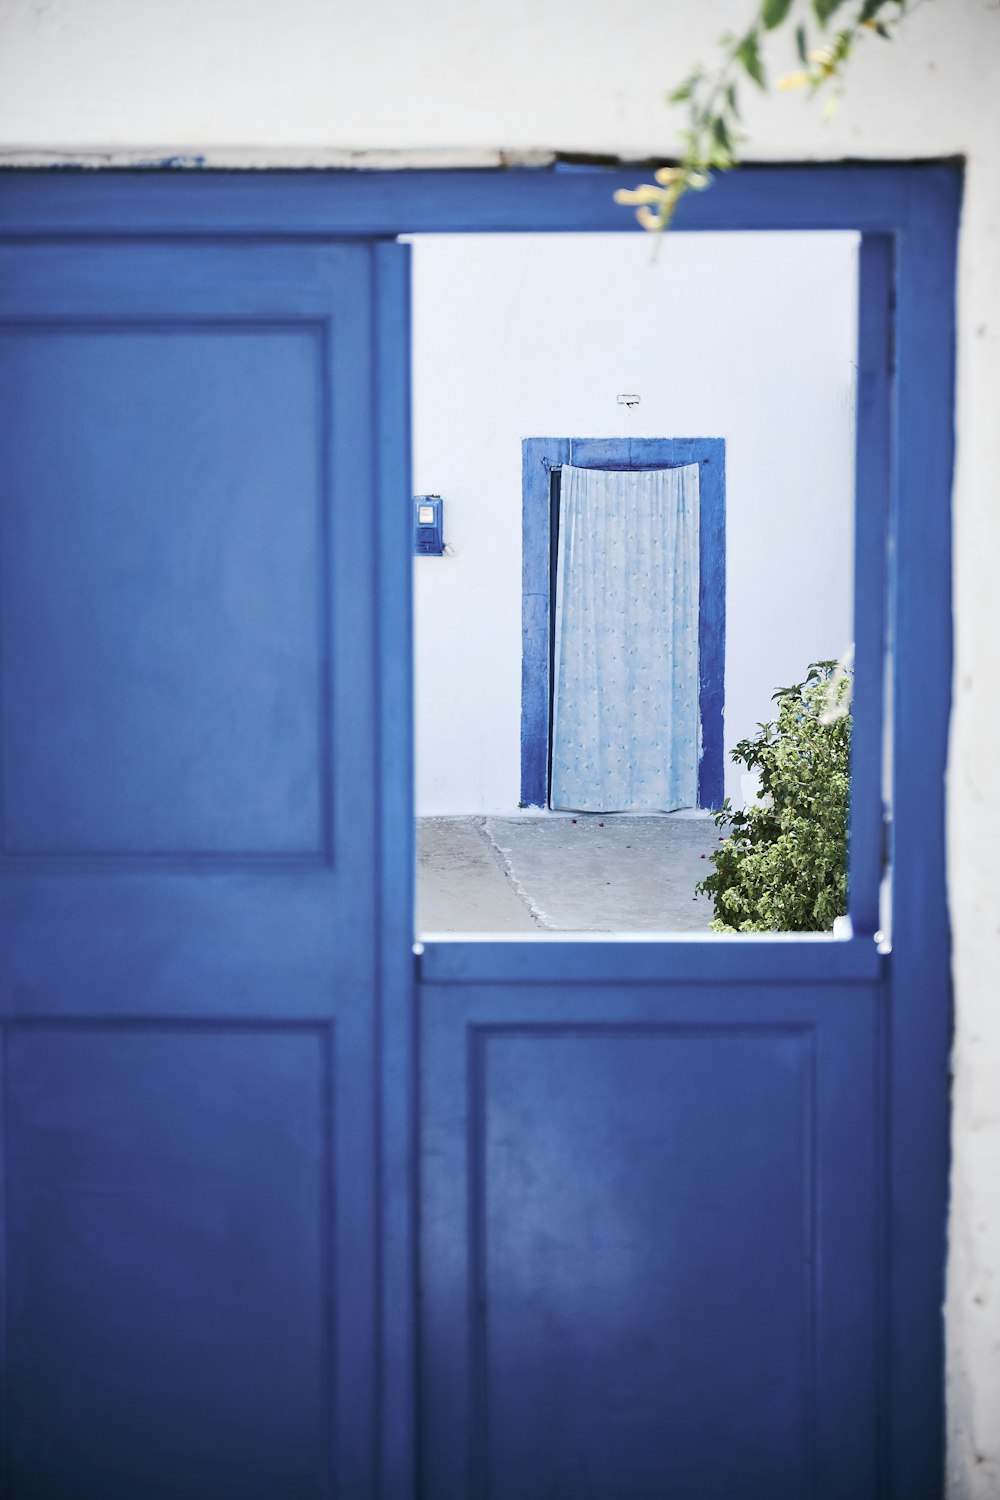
[{"xmin": 0, "ymin": 146, "xmax": 558, "ymax": 170}]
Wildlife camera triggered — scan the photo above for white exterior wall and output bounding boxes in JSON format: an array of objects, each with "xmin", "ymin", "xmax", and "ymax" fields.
[
  {"xmin": 1, "ymin": 1, "xmax": 998, "ymax": 1492},
  {"xmin": 412, "ymin": 231, "xmax": 857, "ymax": 816}
]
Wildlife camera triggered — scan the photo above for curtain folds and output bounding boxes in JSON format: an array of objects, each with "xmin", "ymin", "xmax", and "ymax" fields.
[{"xmin": 550, "ymin": 462, "xmax": 701, "ymax": 812}]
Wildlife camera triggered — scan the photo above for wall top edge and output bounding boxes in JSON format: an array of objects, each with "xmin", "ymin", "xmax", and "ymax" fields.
[
  {"xmin": 0, "ymin": 145, "xmax": 966, "ymax": 173},
  {"xmin": 0, "ymin": 147, "xmax": 559, "ymax": 171}
]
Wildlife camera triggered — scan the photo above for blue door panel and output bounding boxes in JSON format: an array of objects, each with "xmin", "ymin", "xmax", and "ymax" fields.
[
  {"xmin": 4, "ymin": 1025, "xmax": 330, "ymax": 1499},
  {"xmin": 0, "ymin": 244, "xmax": 381, "ymax": 1005},
  {"xmin": 1, "ymin": 324, "xmax": 325, "ymax": 855},
  {"xmin": 0, "ymin": 240, "xmax": 389, "ymax": 1497},
  {"xmin": 419, "ymin": 980, "xmax": 879, "ymax": 1499}
]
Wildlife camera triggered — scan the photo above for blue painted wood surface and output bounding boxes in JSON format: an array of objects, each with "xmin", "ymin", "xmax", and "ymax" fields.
[
  {"xmin": 419, "ymin": 934, "xmax": 884, "ymax": 986},
  {"xmin": 849, "ymin": 235, "xmax": 894, "ymax": 938},
  {"xmin": 0, "ymin": 238, "xmax": 393, "ymax": 1497},
  {"xmin": 0, "ymin": 162, "xmax": 958, "ymax": 1500},
  {"xmin": 520, "ymin": 437, "xmax": 725, "ymax": 810},
  {"xmin": 0, "ymin": 163, "xmax": 955, "ymax": 238},
  {"xmin": 373, "ymin": 240, "xmax": 418, "ymax": 1499},
  {"xmin": 520, "ymin": 437, "xmax": 569, "ymax": 806},
  {"xmin": 886, "ymin": 183, "xmax": 960, "ymax": 1500},
  {"xmin": 418, "ymin": 980, "xmax": 880, "ymax": 1499}
]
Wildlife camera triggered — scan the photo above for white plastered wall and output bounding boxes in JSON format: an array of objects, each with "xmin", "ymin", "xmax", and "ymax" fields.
[
  {"xmin": 1, "ymin": 1, "xmax": 998, "ymax": 1492},
  {"xmin": 411, "ymin": 231, "xmax": 857, "ymax": 816}
]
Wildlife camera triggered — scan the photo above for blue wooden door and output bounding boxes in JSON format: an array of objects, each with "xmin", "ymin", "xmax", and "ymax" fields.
[
  {"xmin": 0, "ymin": 167, "xmax": 955, "ymax": 1500},
  {"xmin": 0, "ymin": 239, "xmax": 404, "ymax": 1499}
]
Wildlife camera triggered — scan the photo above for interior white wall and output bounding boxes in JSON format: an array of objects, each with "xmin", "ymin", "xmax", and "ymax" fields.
[
  {"xmin": 412, "ymin": 231, "xmax": 857, "ymax": 816},
  {"xmin": 2, "ymin": 1, "xmax": 998, "ymax": 1491}
]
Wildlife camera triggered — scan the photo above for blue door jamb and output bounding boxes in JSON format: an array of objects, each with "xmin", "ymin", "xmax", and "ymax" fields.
[
  {"xmin": 519, "ymin": 435, "xmax": 725, "ymax": 812},
  {"xmin": 373, "ymin": 239, "xmax": 417, "ymax": 1498},
  {"xmin": 0, "ymin": 162, "xmax": 960, "ymax": 1500},
  {"xmin": 848, "ymin": 235, "xmax": 894, "ymax": 939}
]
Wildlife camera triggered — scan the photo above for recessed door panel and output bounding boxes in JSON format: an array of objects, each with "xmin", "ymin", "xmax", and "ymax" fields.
[
  {"xmin": 4, "ymin": 1025, "xmax": 331, "ymax": 1500},
  {"xmin": 419, "ymin": 981, "xmax": 879, "ymax": 1500},
  {"xmin": 0, "ymin": 323, "xmax": 326, "ymax": 857}
]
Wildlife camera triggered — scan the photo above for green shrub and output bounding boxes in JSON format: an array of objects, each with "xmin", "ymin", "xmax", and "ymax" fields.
[{"xmin": 696, "ymin": 661, "xmax": 851, "ymax": 932}]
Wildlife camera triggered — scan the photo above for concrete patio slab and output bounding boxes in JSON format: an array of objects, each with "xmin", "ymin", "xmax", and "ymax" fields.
[
  {"xmin": 415, "ymin": 815, "xmax": 541, "ymax": 933},
  {"xmin": 417, "ymin": 814, "xmax": 720, "ymax": 934}
]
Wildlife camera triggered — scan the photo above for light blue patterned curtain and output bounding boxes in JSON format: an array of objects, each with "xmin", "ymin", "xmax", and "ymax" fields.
[{"xmin": 550, "ymin": 463, "xmax": 701, "ymax": 812}]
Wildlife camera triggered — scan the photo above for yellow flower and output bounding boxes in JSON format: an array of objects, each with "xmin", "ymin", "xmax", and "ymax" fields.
[
  {"xmin": 776, "ymin": 69, "xmax": 811, "ymax": 91},
  {"xmin": 612, "ymin": 183, "xmax": 662, "ymax": 206}
]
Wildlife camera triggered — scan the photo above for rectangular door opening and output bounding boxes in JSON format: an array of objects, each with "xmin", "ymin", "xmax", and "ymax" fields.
[
  {"xmin": 410, "ymin": 229, "xmax": 866, "ymax": 939},
  {"xmin": 525, "ymin": 438, "xmax": 725, "ymax": 815}
]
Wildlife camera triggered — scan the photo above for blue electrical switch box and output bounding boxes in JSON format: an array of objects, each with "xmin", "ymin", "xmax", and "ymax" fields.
[{"xmin": 414, "ymin": 495, "xmax": 445, "ymax": 556}]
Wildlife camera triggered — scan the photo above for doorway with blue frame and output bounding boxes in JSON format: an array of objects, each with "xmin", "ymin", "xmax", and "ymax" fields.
[
  {"xmin": 412, "ymin": 227, "xmax": 858, "ymax": 937},
  {"xmin": 0, "ymin": 164, "xmax": 956, "ymax": 1499},
  {"xmin": 519, "ymin": 435, "xmax": 726, "ymax": 815}
]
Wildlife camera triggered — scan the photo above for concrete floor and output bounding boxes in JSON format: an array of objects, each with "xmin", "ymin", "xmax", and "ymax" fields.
[{"xmin": 416, "ymin": 814, "xmax": 721, "ymax": 934}]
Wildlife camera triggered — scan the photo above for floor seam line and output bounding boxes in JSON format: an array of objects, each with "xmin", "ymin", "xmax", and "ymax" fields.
[{"xmin": 475, "ymin": 818, "xmax": 556, "ymax": 930}]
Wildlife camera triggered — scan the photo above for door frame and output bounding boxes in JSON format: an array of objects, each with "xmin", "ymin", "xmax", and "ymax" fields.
[
  {"xmin": 0, "ymin": 162, "xmax": 959, "ymax": 1499},
  {"xmin": 519, "ymin": 435, "xmax": 726, "ymax": 811}
]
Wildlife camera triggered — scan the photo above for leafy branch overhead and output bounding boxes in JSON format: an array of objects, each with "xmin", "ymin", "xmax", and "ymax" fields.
[{"xmin": 615, "ymin": 0, "xmax": 920, "ymax": 231}]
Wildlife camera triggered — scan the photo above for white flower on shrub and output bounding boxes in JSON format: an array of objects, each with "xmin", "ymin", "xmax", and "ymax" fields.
[{"xmin": 819, "ymin": 643, "xmax": 854, "ymax": 725}]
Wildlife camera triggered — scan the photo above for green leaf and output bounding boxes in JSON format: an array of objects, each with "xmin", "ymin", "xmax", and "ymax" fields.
[
  {"xmin": 711, "ymin": 115, "xmax": 733, "ymax": 155},
  {"xmin": 795, "ymin": 22, "xmax": 809, "ymax": 62},
  {"xmin": 813, "ymin": 0, "xmax": 848, "ymax": 23},
  {"xmin": 725, "ymin": 81, "xmax": 740, "ymax": 118},
  {"xmin": 736, "ymin": 30, "xmax": 766, "ymax": 89},
  {"xmin": 761, "ymin": 0, "xmax": 794, "ymax": 29},
  {"xmin": 667, "ymin": 72, "xmax": 700, "ymax": 103}
]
